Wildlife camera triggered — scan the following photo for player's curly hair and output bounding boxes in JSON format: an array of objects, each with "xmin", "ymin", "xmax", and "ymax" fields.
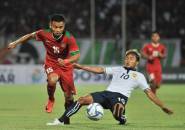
[{"xmin": 49, "ymin": 14, "xmax": 65, "ymax": 22}]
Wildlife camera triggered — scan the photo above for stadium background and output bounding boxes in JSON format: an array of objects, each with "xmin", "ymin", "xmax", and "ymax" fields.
[
  {"xmin": 0, "ymin": 0, "xmax": 185, "ymax": 84},
  {"xmin": 0, "ymin": 1, "xmax": 185, "ymax": 130}
]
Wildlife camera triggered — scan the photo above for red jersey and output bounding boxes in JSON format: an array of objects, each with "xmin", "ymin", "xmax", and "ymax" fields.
[
  {"xmin": 142, "ymin": 43, "xmax": 166, "ymax": 70},
  {"xmin": 35, "ymin": 29, "xmax": 79, "ymax": 69}
]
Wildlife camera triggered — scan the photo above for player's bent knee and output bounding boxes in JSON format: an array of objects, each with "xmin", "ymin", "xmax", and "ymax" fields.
[
  {"xmin": 47, "ymin": 74, "xmax": 59, "ymax": 86},
  {"xmin": 48, "ymin": 79, "xmax": 57, "ymax": 86},
  {"xmin": 78, "ymin": 97, "xmax": 86, "ymax": 104}
]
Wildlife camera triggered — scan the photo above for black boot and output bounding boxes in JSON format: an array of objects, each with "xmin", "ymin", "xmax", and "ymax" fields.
[{"xmin": 119, "ymin": 115, "xmax": 127, "ymax": 125}]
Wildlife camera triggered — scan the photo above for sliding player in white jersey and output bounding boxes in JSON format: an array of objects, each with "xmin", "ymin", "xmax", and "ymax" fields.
[{"xmin": 47, "ymin": 49, "xmax": 173, "ymax": 125}]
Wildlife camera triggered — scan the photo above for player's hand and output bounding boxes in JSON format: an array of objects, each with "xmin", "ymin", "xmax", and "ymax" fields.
[
  {"xmin": 58, "ymin": 58, "xmax": 66, "ymax": 66},
  {"xmin": 8, "ymin": 42, "xmax": 17, "ymax": 49},
  {"xmin": 73, "ymin": 63, "xmax": 82, "ymax": 69},
  {"xmin": 161, "ymin": 107, "xmax": 173, "ymax": 115},
  {"xmin": 58, "ymin": 58, "xmax": 70, "ymax": 66}
]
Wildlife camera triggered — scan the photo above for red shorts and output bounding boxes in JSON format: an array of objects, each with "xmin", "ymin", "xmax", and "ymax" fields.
[
  {"xmin": 146, "ymin": 67, "xmax": 162, "ymax": 85},
  {"xmin": 44, "ymin": 65, "xmax": 76, "ymax": 96}
]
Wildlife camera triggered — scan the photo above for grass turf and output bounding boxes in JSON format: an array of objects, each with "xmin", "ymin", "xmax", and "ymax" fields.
[{"xmin": 0, "ymin": 84, "xmax": 185, "ymax": 130}]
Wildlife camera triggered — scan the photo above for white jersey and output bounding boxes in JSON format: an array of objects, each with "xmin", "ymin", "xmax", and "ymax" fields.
[{"xmin": 105, "ymin": 66, "xmax": 150, "ymax": 98}]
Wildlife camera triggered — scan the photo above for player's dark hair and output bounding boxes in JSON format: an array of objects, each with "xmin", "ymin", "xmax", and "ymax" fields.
[
  {"xmin": 125, "ymin": 49, "xmax": 141, "ymax": 62},
  {"xmin": 49, "ymin": 14, "xmax": 65, "ymax": 22},
  {"xmin": 151, "ymin": 31, "xmax": 159, "ymax": 36}
]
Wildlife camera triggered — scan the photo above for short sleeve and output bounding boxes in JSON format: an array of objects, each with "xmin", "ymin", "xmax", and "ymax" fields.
[
  {"xmin": 69, "ymin": 35, "xmax": 80, "ymax": 56},
  {"xmin": 35, "ymin": 29, "xmax": 44, "ymax": 41},
  {"xmin": 105, "ymin": 67, "xmax": 113, "ymax": 75},
  {"xmin": 138, "ymin": 74, "xmax": 150, "ymax": 90},
  {"xmin": 105, "ymin": 67, "xmax": 119, "ymax": 75}
]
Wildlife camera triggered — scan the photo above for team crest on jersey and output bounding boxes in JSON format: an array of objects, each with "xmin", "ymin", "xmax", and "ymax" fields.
[{"xmin": 131, "ymin": 73, "xmax": 137, "ymax": 79}]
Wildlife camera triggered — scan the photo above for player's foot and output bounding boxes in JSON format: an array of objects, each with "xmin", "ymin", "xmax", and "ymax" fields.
[
  {"xmin": 64, "ymin": 117, "xmax": 70, "ymax": 124},
  {"xmin": 45, "ymin": 99, "xmax": 55, "ymax": 113},
  {"xmin": 46, "ymin": 119, "xmax": 64, "ymax": 126},
  {"xmin": 119, "ymin": 115, "xmax": 127, "ymax": 125}
]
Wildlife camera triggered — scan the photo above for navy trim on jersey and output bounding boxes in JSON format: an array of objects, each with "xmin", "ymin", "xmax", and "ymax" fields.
[{"xmin": 124, "ymin": 66, "xmax": 136, "ymax": 74}]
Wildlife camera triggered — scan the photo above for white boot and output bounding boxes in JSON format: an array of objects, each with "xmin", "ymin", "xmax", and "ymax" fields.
[{"xmin": 46, "ymin": 118, "xmax": 64, "ymax": 126}]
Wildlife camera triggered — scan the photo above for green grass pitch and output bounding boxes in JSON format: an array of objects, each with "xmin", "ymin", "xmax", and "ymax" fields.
[{"xmin": 0, "ymin": 84, "xmax": 185, "ymax": 130}]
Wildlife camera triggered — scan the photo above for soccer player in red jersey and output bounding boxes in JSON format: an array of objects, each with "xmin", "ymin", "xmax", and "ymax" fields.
[
  {"xmin": 8, "ymin": 14, "xmax": 80, "ymax": 124},
  {"xmin": 141, "ymin": 32, "xmax": 166, "ymax": 95}
]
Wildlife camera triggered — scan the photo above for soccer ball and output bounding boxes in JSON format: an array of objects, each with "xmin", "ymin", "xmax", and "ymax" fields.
[{"xmin": 86, "ymin": 103, "xmax": 104, "ymax": 121}]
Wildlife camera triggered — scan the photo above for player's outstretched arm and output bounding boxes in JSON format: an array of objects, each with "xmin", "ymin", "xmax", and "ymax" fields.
[
  {"xmin": 144, "ymin": 89, "xmax": 173, "ymax": 115},
  {"xmin": 7, "ymin": 32, "xmax": 36, "ymax": 49},
  {"xmin": 73, "ymin": 63, "xmax": 105, "ymax": 74}
]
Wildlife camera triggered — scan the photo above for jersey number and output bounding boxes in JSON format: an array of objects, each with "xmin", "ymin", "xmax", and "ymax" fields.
[
  {"xmin": 53, "ymin": 46, "xmax": 60, "ymax": 54},
  {"xmin": 120, "ymin": 73, "xmax": 129, "ymax": 79},
  {"xmin": 46, "ymin": 67, "xmax": 53, "ymax": 74}
]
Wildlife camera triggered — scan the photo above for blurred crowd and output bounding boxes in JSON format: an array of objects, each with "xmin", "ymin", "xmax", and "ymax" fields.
[
  {"xmin": 0, "ymin": 0, "xmax": 184, "ymax": 38},
  {"xmin": 0, "ymin": 0, "xmax": 185, "ymax": 65}
]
